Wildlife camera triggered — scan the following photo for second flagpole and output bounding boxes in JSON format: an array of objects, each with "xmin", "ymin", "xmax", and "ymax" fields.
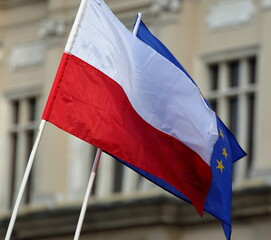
[{"xmin": 73, "ymin": 148, "xmax": 102, "ymax": 240}]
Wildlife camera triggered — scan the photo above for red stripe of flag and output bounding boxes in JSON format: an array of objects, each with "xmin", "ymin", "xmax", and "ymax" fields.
[{"xmin": 43, "ymin": 53, "xmax": 211, "ymax": 214}]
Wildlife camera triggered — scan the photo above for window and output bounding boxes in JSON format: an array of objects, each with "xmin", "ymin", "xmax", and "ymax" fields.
[
  {"xmin": 113, "ymin": 160, "xmax": 124, "ymax": 193},
  {"xmin": 228, "ymin": 96, "xmax": 238, "ymax": 136},
  {"xmin": 9, "ymin": 96, "xmax": 38, "ymax": 207},
  {"xmin": 228, "ymin": 60, "xmax": 240, "ymax": 87},
  {"xmin": 206, "ymin": 54, "xmax": 257, "ymax": 181},
  {"xmin": 209, "ymin": 64, "xmax": 219, "ymax": 91}
]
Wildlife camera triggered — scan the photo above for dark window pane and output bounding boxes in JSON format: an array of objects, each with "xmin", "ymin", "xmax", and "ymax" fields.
[
  {"xmin": 113, "ymin": 160, "xmax": 123, "ymax": 193},
  {"xmin": 228, "ymin": 60, "xmax": 240, "ymax": 87},
  {"xmin": 246, "ymin": 94, "xmax": 255, "ymax": 175},
  {"xmin": 28, "ymin": 97, "xmax": 36, "ymax": 121},
  {"xmin": 248, "ymin": 57, "xmax": 257, "ymax": 84},
  {"xmin": 228, "ymin": 97, "xmax": 238, "ymax": 135},
  {"xmin": 208, "ymin": 99, "xmax": 217, "ymax": 112},
  {"xmin": 25, "ymin": 130, "xmax": 35, "ymax": 203},
  {"xmin": 9, "ymin": 133, "xmax": 18, "ymax": 208},
  {"xmin": 11, "ymin": 100, "xmax": 19, "ymax": 124},
  {"xmin": 209, "ymin": 64, "xmax": 219, "ymax": 90}
]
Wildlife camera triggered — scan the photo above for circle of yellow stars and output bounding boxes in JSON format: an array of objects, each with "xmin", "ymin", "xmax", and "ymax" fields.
[{"xmin": 216, "ymin": 129, "xmax": 228, "ymax": 173}]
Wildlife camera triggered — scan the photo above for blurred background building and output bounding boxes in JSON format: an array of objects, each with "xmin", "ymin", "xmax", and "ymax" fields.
[{"xmin": 0, "ymin": 0, "xmax": 271, "ymax": 239}]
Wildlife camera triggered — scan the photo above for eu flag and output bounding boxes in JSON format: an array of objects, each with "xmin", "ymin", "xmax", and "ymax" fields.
[{"xmin": 135, "ymin": 19, "xmax": 246, "ymax": 240}]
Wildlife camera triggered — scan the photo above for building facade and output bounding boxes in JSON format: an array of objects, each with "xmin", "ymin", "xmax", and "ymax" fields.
[{"xmin": 0, "ymin": 0, "xmax": 271, "ymax": 239}]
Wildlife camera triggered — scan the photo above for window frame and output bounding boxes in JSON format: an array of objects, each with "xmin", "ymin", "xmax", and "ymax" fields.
[
  {"xmin": 4, "ymin": 84, "xmax": 41, "ymax": 208},
  {"xmin": 202, "ymin": 46, "xmax": 258, "ymax": 182}
]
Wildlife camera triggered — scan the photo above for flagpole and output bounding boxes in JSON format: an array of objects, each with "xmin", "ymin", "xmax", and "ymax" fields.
[
  {"xmin": 4, "ymin": 120, "xmax": 47, "ymax": 240},
  {"xmin": 73, "ymin": 148, "xmax": 102, "ymax": 240},
  {"xmin": 65, "ymin": 0, "xmax": 88, "ymax": 53},
  {"xmin": 4, "ymin": 1, "xmax": 87, "ymax": 235},
  {"xmin": 133, "ymin": 12, "xmax": 142, "ymax": 36},
  {"xmin": 72, "ymin": 12, "xmax": 143, "ymax": 240}
]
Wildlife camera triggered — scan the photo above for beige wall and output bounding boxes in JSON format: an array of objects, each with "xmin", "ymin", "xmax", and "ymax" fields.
[
  {"xmin": 256, "ymin": 8, "xmax": 271, "ymax": 172},
  {"xmin": 1, "ymin": 0, "xmax": 271, "ymax": 239}
]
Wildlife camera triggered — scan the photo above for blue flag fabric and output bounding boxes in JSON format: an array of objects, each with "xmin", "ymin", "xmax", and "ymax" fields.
[{"xmin": 135, "ymin": 19, "xmax": 246, "ymax": 239}]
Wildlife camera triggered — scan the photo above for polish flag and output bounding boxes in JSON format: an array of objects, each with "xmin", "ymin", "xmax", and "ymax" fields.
[{"xmin": 42, "ymin": 0, "xmax": 218, "ymax": 214}]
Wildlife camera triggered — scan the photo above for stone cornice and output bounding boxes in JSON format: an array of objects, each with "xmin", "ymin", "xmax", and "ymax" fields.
[
  {"xmin": 206, "ymin": 0, "xmax": 255, "ymax": 30},
  {"xmin": 1, "ymin": 186, "xmax": 271, "ymax": 239},
  {"xmin": 0, "ymin": 0, "xmax": 47, "ymax": 10},
  {"xmin": 111, "ymin": 0, "xmax": 181, "ymax": 30}
]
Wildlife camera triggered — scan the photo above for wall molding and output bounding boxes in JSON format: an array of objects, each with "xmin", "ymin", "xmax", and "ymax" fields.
[
  {"xmin": 262, "ymin": 0, "xmax": 271, "ymax": 7},
  {"xmin": 0, "ymin": 0, "xmax": 47, "ymax": 10},
  {"xmin": 9, "ymin": 41, "xmax": 46, "ymax": 71},
  {"xmin": 207, "ymin": 0, "xmax": 255, "ymax": 30}
]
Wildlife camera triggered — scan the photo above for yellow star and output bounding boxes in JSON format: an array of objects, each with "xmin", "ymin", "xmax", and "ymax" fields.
[
  {"xmin": 219, "ymin": 129, "xmax": 225, "ymax": 140},
  {"xmin": 222, "ymin": 147, "xmax": 228, "ymax": 159},
  {"xmin": 216, "ymin": 160, "xmax": 225, "ymax": 173}
]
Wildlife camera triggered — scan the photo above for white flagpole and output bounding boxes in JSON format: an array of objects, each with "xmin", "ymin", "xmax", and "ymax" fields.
[
  {"xmin": 4, "ymin": 120, "xmax": 47, "ymax": 240},
  {"xmin": 133, "ymin": 12, "xmax": 142, "ymax": 36},
  {"xmin": 5, "ymin": 0, "xmax": 91, "ymax": 238},
  {"xmin": 72, "ymin": 12, "xmax": 143, "ymax": 240},
  {"xmin": 65, "ymin": 0, "xmax": 88, "ymax": 53},
  {"xmin": 5, "ymin": 0, "xmax": 88, "ymax": 235},
  {"xmin": 73, "ymin": 148, "xmax": 102, "ymax": 240}
]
